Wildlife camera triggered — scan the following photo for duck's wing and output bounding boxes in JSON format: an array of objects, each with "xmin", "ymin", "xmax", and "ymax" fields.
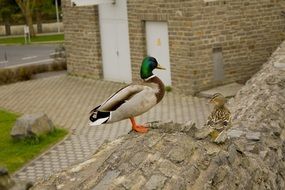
[
  {"xmin": 110, "ymin": 85, "xmax": 158, "ymax": 121},
  {"xmin": 93, "ymin": 84, "xmax": 149, "ymax": 113}
]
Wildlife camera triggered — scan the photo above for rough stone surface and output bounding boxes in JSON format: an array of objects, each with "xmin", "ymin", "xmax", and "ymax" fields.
[
  {"xmin": 228, "ymin": 41, "xmax": 285, "ymax": 139},
  {"xmin": 194, "ymin": 127, "xmax": 213, "ymax": 140},
  {"xmin": 0, "ymin": 168, "xmax": 8, "ymax": 176},
  {"xmin": 0, "ymin": 167, "xmax": 32, "ymax": 190},
  {"xmin": 11, "ymin": 113, "xmax": 55, "ymax": 140},
  {"xmin": 31, "ymin": 41, "xmax": 285, "ymax": 189},
  {"xmin": 245, "ymin": 132, "xmax": 261, "ymax": 141},
  {"xmin": 198, "ymin": 82, "xmax": 243, "ymax": 98},
  {"xmin": 226, "ymin": 129, "xmax": 245, "ymax": 138},
  {"xmin": 30, "ymin": 120, "xmax": 285, "ymax": 190},
  {"xmin": 214, "ymin": 130, "xmax": 228, "ymax": 144},
  {"xmin": 274, "ymin": 62, "xmax": 285, "ymax": 70},
  {"xmin": 145, "ymin": 174, "xmax": 167, "ymax": 190}
]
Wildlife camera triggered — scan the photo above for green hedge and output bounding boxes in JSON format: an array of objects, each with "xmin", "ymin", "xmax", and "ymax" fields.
[{"xmin": 0, "ymin": 60, "xmax": 66, "ymax": 85}]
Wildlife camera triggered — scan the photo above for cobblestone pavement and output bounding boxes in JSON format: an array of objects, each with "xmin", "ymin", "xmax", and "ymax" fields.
[{"xmin": 0, "ymin": 75, "xmax": 211, "ymax": 181}]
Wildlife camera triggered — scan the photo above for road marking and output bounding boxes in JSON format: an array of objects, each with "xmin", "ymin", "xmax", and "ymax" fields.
[
  {"xmin": 23, "ymin": 58, "xmax": 53, "ymax": 65},
  {"xmin": 22, "ymin": 56, "xmax": 38, "ymax": 60},
  {"xmin": 49, "ymin": 52, "xmax": 58, "ymax": 56},
  {"xmin": 6, "ymin": 58, "xmax": 54, "ymax": 69}
]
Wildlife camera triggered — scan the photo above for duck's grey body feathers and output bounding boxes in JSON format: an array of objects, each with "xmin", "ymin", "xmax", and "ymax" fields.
[{"xmin": 89, "ymin": 76, "xmax": 164, "ymax": 126}]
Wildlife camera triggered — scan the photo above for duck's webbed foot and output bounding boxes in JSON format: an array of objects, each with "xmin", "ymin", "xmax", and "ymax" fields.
[
  {"xmin": 133, "ymin": 124, "xmax": 148, "ymax": 133},
  {"xmin": 130, "ymin": 117, "xmax": 148, "ymax": 133}
]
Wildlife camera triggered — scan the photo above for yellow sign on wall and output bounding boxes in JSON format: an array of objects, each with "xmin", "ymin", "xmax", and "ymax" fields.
[{"xmin": 156, "ymin": 38, "xmax": 161, "ymax": 46}]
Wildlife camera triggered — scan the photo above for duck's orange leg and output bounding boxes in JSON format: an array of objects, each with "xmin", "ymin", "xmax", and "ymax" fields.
[{"xmin": 130, "ymin": 117, "xmax": 148, "ymax": 133}]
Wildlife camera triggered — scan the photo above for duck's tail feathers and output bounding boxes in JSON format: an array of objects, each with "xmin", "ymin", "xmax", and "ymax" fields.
[
  {"xmin": 89, "ymin": 111, "xmax": 110, "ymax": 126},
  {"xmin": 90, "ymin": 105, "xmax": 101, "ymax": 114}
]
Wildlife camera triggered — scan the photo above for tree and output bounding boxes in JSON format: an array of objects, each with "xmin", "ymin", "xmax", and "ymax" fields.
[
  {"xmin": 15, "ymin": 0, "xmax": 57, "ymax": 36},
  {"xmin": 15, "ymin": 0, "xmax": 36, "ymax": 36},
  {"xmin": 0, "ymin": 0, "xmax": 16, "ymax": 35},
  {"xmin": 34, "ymin": 0, "xmax": 56, "ymax": 33},
  {"xmin": 34, "ymin": 0, "xmax": 45, "ymax": 33}
]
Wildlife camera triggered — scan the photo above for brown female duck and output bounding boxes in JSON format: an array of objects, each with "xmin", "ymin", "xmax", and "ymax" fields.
[{"xmin": 207, "ymin": 93, "xmax": 231, "ymax": 131}]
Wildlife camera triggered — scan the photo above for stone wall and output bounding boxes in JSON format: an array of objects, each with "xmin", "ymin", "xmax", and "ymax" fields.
[
  {"xmin": 128, "ymin": 0, "xmax": 285, "ymax": 94},
  {"xmin": 62, "ymin": 0, "xmax": 102, "ymax": 79},
  {"xmin": 229, "ymin": 41, "xmax": 285, "ymax": 131},
  {"xmin": 30, "ymin": 121, "xmax": 285, "ymax": 190}
]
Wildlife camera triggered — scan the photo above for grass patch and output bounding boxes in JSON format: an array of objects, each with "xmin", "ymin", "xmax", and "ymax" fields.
[
  {"xmin": 0, "ymin": 109, "xmax": 68, "ymax": 173},
  {"xmin": 165, "ymin": 86, "xmax": 172, "ymax": 92},
  {"xmin": 0, "ymin": 34, "xmax": 64, "ymax": 45}
]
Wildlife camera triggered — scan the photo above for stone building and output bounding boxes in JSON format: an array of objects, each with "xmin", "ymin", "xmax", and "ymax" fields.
[{"xmin": 62, "ymin": 0, "xmax": 285, "ymax": 95}]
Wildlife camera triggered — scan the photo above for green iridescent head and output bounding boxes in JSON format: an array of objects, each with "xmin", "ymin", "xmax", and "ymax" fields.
[{"xmin": 140, "ymin": 56, "xmax": 165, "ymax": 79}]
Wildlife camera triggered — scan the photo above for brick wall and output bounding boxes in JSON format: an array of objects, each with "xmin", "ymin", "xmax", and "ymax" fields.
[
  {"xmin": 62, "ymin": 0, "xmax": 102, "ymax": 79},
  {"xmin": 62, "ymin": 0, "xmax": 285, "ymax": 95},
  {"xmin": 128, "ymin": 0, "xmax": 285, "ymax": 94}
]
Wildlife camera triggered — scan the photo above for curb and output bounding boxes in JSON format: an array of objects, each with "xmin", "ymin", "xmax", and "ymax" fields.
[{"xmin": 0, "ymin": 41, "xmax": 64, "ymax": 46}]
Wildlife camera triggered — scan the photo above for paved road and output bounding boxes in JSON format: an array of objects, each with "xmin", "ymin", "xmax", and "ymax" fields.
[{"xmin": 0, "ymin": 45, "xmax": 58, "ymax": 68}]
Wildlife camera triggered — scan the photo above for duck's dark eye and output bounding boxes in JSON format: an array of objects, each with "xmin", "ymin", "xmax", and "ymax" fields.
[
  {"xmin": 149, "ymin": 57, "xmax": 157, "ymax": 63},
  {"xmin": 154, "ymin": 62, "xmax": 158, "ymax": 68}
]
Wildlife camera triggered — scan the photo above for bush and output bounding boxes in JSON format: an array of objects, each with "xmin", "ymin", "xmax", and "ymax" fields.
[
  {"xmin": 165, "ymin": 86, "xmax": 172, "ymax": 92},
  {"xmin": 18, "ymin": 67, "xmax": 32, "ymax": 80},
  {"xmin": 0, "ymin": 60, "xmax": 66, "ymax": 85}
]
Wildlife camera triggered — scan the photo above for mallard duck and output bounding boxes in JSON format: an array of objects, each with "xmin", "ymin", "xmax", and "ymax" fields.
[
  {"xmin": 207, "ymin": 93, "xmax": 231, "ymax": 132},
  {"xmin": 89, "ymin": 56, "xmax": 165, "ymax": 133}
]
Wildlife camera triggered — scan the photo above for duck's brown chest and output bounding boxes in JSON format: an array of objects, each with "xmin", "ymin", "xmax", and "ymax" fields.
[{"xmin": 147, "ymin": 76, "xmax": 165, "ymax": 103}]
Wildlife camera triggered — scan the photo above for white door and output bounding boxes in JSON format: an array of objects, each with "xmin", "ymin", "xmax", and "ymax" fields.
[
  {"xmin": 146, "ymin": 22, "xmax": 172, "ymax": 86},
  {"xmin": 99, "ymin": 0, "xmax": 132, "ymax": 83}
]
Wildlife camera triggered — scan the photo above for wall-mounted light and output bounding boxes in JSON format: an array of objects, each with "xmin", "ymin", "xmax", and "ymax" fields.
[{"xmin": 71, "ymin": 0, "xmax": 116, "ymax": 7}]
